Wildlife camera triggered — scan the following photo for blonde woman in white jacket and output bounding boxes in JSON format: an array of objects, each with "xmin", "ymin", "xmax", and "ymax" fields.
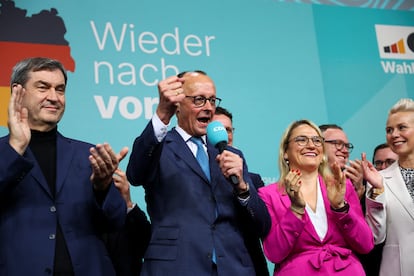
[{"xmin": 363, "ymin": 98, "xmax": 414, "ymax": 276}]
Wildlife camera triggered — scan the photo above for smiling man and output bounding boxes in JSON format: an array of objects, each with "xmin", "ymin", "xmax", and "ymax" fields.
[
  {"xmin": 319, "ymin": 124, "xmax": 365, "ymax": 199},
  {"xmin": 126, "ymin": 71, "xmax": 270, "ymax": 276},
  {"xmin": 0, "ymin": 57, "xmax": 127, "ymax": 275}
]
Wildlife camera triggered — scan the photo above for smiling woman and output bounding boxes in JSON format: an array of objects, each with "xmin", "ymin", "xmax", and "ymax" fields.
[
  {"xmin": 258, "ymin": 119, "xmax": 374, "ymax": 276},
  {"xmin": 364, "ymin": 98, "xmax": 414, "ymax": 276}
]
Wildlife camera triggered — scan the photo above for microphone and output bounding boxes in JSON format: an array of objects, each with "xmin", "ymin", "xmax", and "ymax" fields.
[{"xmin": 207, "ymin": 121, "xmax": 239, "ymax": 185}]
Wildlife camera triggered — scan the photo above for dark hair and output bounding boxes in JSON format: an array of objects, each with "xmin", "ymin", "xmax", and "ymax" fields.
[
  {"xmin": 11, "ymin": 57, "xmax": 67, "ymax": 87},
  {"xmin": 214, "ymin": 106, "xmax": 233, "ymax": 122},
  {"xmin": 372, "ymin": 143, "xmax": 390, "ymax": 163},
  {"xmin": 177, "ymin": 70, "xmax": 207, "ymax": 78},
  {"xmin": 318, "ymin": 124, "xmax": 343, "ymax": 133}
]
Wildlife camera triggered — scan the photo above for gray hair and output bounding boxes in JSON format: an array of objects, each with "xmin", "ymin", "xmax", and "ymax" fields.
[{"xmin": 11, "ymin": 57, "xmax": 67, "ymax": 88}]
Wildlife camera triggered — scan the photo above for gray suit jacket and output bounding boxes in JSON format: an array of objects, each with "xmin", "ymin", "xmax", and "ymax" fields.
[{"xmin": 366, "ymin": 162, "xmax": 414, "ymax": 276}]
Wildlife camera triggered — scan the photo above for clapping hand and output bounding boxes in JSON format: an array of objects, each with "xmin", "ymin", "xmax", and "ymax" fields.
[
  {"xmin": 344, "ymin": 159, "xmax": 365, "ymax": 199},
  {"xmin": 361, "ymin": 153, "xmax": 383, "ymax": 189},
  {"xmin": 285, "ymin": 169, "xmax": 305, "ymax": 215},
  {"xmin": 89, "ymin": 144, "xmax": 128, "ymax": 191},
  {"xmin": 326, "ymin": 162, "xmax": 347, "ymax": 209},
  {"xmin": 113, "ymin": 168, "xmax": 133, "ymax": 208},
  {"xmin": 8, "ymin": 84, "xmax": 31, "ymax": 155}
]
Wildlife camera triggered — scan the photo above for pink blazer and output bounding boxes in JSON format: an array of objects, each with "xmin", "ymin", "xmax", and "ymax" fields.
[{"xmin": 259, "ymin": 175, "xmax": 373, "ymax": 276}]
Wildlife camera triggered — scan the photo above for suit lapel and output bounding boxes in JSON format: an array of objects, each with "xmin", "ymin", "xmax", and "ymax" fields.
[
  {"xmin": 279, "ymin": 189, "xmax": 321, "ymax": 242},
  {"xmin": 383, "ymin": 164, "xmax": 414, "ymax": 221},
  {"xmin": 167, "ymin": 130, "xmax": 210, "ymax": 184},
  {"xmin": 27, "ymin": 149, "xmax": 53, "ymax": 198},
  {"xmin": 26, "ymin": 133, "xmax": 73, "ymax": 198},
  {"xmin": 319, "ymin": 176, "xmax": 336, "ymax": 242},
  {"xmin": 302, "ymin": 176, "xmax": 330, "ymax": 242},
  {"xmin": 55, "ymin": 133, "xmax": 74, "ymax": 196}
]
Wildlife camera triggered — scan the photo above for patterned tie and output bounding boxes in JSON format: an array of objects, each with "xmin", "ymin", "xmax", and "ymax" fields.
[{"xmin": 190, "ymin": 137, "xmax": 211, "ymax": 181}]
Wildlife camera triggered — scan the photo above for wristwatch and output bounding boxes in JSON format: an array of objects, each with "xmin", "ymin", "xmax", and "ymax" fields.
[
  {"xmin": 236, "ymin": 183, "xmax": 250, "ymax": 199},
  {"xmin": 330, "ymin": 201, "xmax": 350, "ymax": 213},
  {"xmin": 371, "ymin": 187, "xmax": 385, "ymax": 200}
]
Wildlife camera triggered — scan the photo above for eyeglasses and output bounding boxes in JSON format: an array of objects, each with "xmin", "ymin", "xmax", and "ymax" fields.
[
  {"xmin": 226, "ymin": 127, "xmax": 235, "ymax": 134},
  {"xmin": 288, "ymin": 135, "xmax": 324, "ymax": 147},
  {"xmin": 185, "ymin": 96, "xmax": 221, "ymax": 107},
  {"xmin": 374, "ymin": 159, "xmax": 396, "ymax": 169},
  {"xmin": 324, "ymin": 140, "xmax": 354, "ymax": 153}
]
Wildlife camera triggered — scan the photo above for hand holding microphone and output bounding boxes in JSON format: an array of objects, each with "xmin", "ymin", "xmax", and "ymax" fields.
[{"xmin": 207, "ymin": 121, "xmax": 241, "ymax": 186}]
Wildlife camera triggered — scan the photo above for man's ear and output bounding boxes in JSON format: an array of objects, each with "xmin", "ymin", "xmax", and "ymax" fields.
[{"xmin": 11, "ymin": 83, "xmax": 20, "ymax": 94}]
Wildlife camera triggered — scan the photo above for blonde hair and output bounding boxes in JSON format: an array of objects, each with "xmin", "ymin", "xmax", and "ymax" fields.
[
  {"xmin": 278, "ymin": 119, "xmax": 330, "ymax": 189},
  {"xmin": 389, "ymin": 98, "xmax": 414, "ymax": 115}
]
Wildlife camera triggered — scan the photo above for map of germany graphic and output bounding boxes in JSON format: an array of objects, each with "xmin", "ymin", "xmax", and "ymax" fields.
[{"xmin": 0, "ymin": 0, "xmax": 75, "ymax": 127}]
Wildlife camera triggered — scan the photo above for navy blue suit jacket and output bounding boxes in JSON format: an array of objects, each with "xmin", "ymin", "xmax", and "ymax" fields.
[
  {"xmin": 244, "ymin": 172, "xmax": 269, "ymax": 276},
  {"xmin": 0, "ymin": 133, "xmax": 126, "ymax": 275},
  {"xmin": 104, "ymin": 204, "xmax": 151, "ymax": 276},
  {"xmin": 126, "ymin": 121, "xmax": 270, "ymax": 276}
]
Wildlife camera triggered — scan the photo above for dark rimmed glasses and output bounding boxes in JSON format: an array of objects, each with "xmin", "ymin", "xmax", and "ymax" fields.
[
  {"xmin": 374, "ymin": 159, "xmax": 396, "ymax": 169},
  {"xmin": 185, "ymin": 96, "xmax": 221, "ymax": 107},
  {"xmin": 324, "ymin": 139, "xmax": 354, "ymax": 152},
  {"xmin": 288, "ymin": 135, "xmax": 324, "ymax": 147}
]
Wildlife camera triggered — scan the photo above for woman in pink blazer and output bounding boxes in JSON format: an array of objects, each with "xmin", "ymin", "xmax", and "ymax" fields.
[{"xmin": 259, "ymin": 119, "xmax": 374, "ymax": 275}]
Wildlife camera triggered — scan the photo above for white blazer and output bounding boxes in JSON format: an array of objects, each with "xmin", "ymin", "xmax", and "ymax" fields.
[{"xmin": 365, "ymin": 161, "xmax": 414, "ymax": 276}]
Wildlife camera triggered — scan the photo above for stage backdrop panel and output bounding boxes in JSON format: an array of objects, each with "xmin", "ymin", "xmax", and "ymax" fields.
[{"xmin": 1, "ymin": 4, "xmax": 414, "ymax": 263}]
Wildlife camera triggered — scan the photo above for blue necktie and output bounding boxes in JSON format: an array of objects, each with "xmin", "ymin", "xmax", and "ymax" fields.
[
  {"xmin": 190, "ymin": 137, "xmax": 210, "ymax": 181},
  {"xmin": 190, "ymin": 137, "xmax": 216, "ymax": 263}
]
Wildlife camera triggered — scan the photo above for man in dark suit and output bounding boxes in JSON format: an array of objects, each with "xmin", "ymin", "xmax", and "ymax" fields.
[
  {"xmin": 0, "ymin": 57, "xmax": 127, "ymax": 275},
  {"xmin": 104, "ymin": 168, "xmax": 151, "ymax": 276},
  {"xmin": 213, "ymin": 106, "xmax": 269, "ymax": 276},
  {"xmin": 126, "ymin": 71, "xmax": 271, "ymax": 275}
]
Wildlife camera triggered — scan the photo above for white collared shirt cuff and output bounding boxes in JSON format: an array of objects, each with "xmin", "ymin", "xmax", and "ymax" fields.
[
  {"xmin": 127, "ymin": 203, "xmax": 136, "ymax": 214},
  {"xmin": 238, "ymin": 196, "xmax": 250, "ymax": 206},
  {"xmin": 152, "ymin": 113, "xmax": 169, "ymax": 142}
]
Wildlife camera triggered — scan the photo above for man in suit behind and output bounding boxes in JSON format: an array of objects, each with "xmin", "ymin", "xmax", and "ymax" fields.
[
  {"xmin": 126, "ymin": 71, "xmax": 271, "ymax": 275},
  {"xmin": 104, "ymin": 168, "xmax": 151, "ymax": 276},
  {"xmin": 0, "ymin": 57, "xmax": 127, "ymax": 275},
  {"xmin": 213, "ymin": 106, "xmax": 269, "ymax": 276}
]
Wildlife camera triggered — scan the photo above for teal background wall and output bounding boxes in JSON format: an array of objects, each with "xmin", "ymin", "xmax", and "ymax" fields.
[{"xmin": 1, "ymin": 0, "xmax": 414, "ymax": 270}]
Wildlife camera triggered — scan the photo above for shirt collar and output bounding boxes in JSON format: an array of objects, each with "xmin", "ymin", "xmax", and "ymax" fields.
[{"xmin": 175, "ymin": 125, "xmax": 207, "ymax": 144}]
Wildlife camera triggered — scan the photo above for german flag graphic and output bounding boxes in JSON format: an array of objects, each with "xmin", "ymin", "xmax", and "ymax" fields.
[{"xmin": 0, "ymin": 0, "xmax": 75, "ymax": 127}]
